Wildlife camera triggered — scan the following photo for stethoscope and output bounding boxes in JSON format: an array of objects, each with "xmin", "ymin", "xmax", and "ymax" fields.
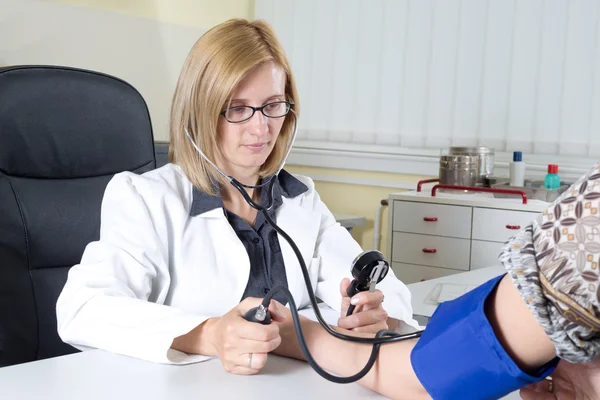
[{"xmin": 185, "ymin": 109, "xmax": 423, "ymax": 383}]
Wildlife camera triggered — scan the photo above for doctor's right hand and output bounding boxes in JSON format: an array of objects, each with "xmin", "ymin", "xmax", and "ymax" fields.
[{"xmin": 209, "ymin": 297, "xmax": 285, "ymax": 375}]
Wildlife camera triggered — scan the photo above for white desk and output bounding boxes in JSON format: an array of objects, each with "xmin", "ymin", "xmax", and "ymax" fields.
[
  {"xmin": 407, "ymin": 265, "xmax": 506, "ymax": 320},
  {"xmin": 333, "ymin": 213, "xmax": 366, "ymax": 234},
  {"xmin": 0, "ymin": 350, "xmax": 385, "ymax": 400},
  {"xmin": 0, "ymin": 266, "xmax": 523, "ymax": 400},
  {"xmin": 406, "ymin": 265, "xmax": 521, "ymax": 400}
]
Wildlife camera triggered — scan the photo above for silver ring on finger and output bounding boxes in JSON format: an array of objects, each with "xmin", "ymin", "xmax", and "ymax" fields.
[{"xmin": 247, "ymin": 353, "xmax": 253, "ymax": 369}]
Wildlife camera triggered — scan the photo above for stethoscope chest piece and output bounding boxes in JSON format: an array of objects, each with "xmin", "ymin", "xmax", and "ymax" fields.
[{"xmin": 347, "ymin": 250, "xmax": 389, "ymax": 297}]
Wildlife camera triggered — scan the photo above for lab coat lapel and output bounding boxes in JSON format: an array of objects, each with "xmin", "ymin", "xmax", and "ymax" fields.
[
  {"xmin": 276, "ymin": 200, "xmax": 320, "ymax": 306},
  {"xmin": 200, "ymin": 209, "xmax": 250, "ymax": 311}
]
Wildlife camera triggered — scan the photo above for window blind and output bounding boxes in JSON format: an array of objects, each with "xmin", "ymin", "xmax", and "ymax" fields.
[{"xmin": 255, "ymin": 0, "xmax": 600, "ymax": 158}]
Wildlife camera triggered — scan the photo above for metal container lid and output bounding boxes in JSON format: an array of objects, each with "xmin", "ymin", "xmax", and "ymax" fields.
[{"xmin": 449, "ymin": 146, "xmax": 495, "ymax": 155}]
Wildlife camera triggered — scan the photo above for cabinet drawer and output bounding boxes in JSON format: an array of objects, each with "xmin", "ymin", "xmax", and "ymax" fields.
[
  {"xmin": 472, "ymin": 208, "xmax": 538, "ymax": 243},
  {"xmin": 393, "ymin": 201, "xmax": 472, "ymax": 238},
  {"xmin": 391, "ymin": 262, "xmax": 464, "ymax": 284},
  {"xmin": 391, "ymin": 232, "xmax": 470, "ymax": 271},
  {"xmin": 470, "ymin": 240, "xmax": 505, "ymax": 270}
]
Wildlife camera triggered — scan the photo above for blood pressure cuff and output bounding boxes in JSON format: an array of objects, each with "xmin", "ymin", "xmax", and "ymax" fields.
[{"xmin": 410, "ymin": 274, "xmax": 559, "ymax": 400}]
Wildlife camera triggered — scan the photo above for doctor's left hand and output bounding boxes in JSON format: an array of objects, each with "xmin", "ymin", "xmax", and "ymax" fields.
[{"xmin": 337, "ymin": 278, "xmax": 388, "ymax": 333}]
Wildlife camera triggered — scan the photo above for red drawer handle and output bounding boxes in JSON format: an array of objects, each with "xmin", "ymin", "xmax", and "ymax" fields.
[
  {"xmin": 422, "ymin": 248, "xmax": 437, "ymax": 254},
  {"xmin": 423, "ymin": 217, "xmax": 438, "ymax": 222},
  {"xmin": 506, "ymin": 225, "xmax": 521, "ymax": 230}
]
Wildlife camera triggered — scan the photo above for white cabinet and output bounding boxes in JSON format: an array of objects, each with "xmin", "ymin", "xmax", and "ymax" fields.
[
  {"xmin": 472, "ymin": 208, "xmax": 538, "ymax": 243},
  {"xmin": 391, "ymin": 232, "xmax": 471, "ymax": 271},
  {"xmin": 470, "ymin": 240, "xmax": 505, "ymax": 270},
  {"xmin": 392, "ymin": 201, "xmax": 472, "ymax": 238},
  {"xmin": 388, "ymin": 192, "xmax": 546, "ymax": 284}
]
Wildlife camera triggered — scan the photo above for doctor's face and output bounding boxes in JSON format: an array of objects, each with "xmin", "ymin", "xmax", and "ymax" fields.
[{"xmin": 217, "ymin": 61, "xmax": 287, "ymax": 176}]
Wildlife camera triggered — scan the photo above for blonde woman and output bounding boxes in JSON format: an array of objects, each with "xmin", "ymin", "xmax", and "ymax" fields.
[{"xmin": 56, "ymin": 19, "xmax": 418, "ymax": 374}]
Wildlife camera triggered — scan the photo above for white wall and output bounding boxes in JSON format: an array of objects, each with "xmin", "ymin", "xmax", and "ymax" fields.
[
  {"xmin": 51, "ymin": 0, "xmax": 254, "ymax": 30},
  {"xmin": 1, "ymin": 0, "xmax": 252, "ymax": 141}
]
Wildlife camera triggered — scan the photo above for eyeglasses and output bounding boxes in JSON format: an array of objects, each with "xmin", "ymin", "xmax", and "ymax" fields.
[{"xmin": 221, "ymin": 101, "xmax": 293, "ymax": 123}]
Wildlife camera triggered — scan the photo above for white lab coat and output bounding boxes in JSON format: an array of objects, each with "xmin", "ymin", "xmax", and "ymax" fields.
[{"xmin": 56, "ymin": 163, "xmax": 418, "ymax": 364}]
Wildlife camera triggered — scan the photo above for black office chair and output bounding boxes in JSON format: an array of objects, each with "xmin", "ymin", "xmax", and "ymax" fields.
[
  {"xmin": 154, "ymin": 140, "xmax": 170, "ymax": 168},
  {"xmin": 0, "ymin": 65, "xmax": 156, "ymax": 367}
]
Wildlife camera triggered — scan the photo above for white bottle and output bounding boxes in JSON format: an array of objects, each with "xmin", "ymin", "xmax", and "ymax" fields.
[{"xmin": 509, "ymin": 151, "xmax": 525, "ymax": 187}]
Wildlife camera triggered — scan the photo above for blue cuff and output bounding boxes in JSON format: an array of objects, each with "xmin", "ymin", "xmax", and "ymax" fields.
[{"xmin": 410, "ymin": 274, "xmax": 558, "ymax": 400}]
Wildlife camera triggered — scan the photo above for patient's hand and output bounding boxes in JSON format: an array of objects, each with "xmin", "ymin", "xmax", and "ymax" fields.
[
  {"xmin": 271, "ymin": 304, "xmax": 314, "ymax": 361},
  {"xmin": 520, "ymin": 358, "xmax": 600, "ymax": 400},
  {"xmin": 337, "ymin": 278, "xmax": 388, "ymax": 333}
]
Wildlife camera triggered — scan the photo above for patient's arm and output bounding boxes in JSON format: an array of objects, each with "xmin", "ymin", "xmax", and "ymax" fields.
[
  {"xmin": 276, "ymin": 318, "xmax": 428, "ymax": 400},
  {"xmin": 485, "ymin": 275, "xmax": 555, "ymax": 373},
  {"xmin": 276, "ymin": 274, "xmax": 557, "ymax": 399}
]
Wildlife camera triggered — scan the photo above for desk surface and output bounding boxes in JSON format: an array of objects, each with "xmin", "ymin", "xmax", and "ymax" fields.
[
  {"xmin": 407, "ymin": 265, "xmax": 506, "ymax": 318},
  {"xmin": 0, "ymin": 265, "xmax": 520, "ymax": 400},
  {"xmin": 0, "ymin": 350, "xmax": 385, "ymax": 400},
  {"xmin": 333, "ymin": 213, "xmax": 366, "ymax": 229}
]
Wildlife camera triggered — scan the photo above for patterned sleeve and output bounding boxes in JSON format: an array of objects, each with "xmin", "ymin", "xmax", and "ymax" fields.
[{"xmin": 499, "ymin": 163, "xmax": 600, "ymax": 363}]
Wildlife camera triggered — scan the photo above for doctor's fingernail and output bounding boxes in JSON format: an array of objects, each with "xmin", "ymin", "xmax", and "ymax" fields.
[{"xmin": 350, "ymin": 297, "xmax": 360, "ymax": 305}]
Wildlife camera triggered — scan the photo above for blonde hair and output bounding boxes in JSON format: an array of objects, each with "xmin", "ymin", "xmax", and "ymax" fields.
[{"xmin": 168, "ymin": 18, "xmax": 299, "ymax": 195}]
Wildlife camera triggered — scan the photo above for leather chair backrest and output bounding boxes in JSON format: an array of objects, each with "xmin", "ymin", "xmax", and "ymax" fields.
[{"xmin": 0, "ymin": 65, "xmax": 156, "ymax": 366}]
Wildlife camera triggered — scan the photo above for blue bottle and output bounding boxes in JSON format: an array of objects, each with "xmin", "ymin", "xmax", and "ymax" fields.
[{"xmin": 544, "ymin": 164, "xmax": 560, "ymax": 190}]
